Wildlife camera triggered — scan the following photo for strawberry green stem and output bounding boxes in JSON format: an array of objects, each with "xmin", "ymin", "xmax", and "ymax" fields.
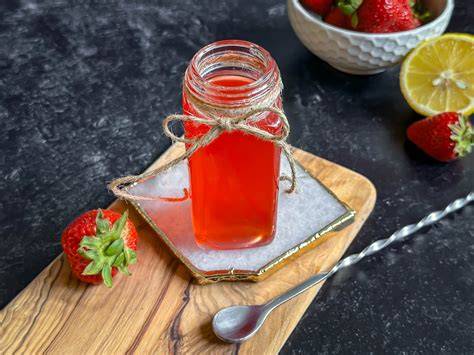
[
  {"xmin": 449, "ymin": 114, "xmax": 474, "ymax": 158},
  {"xmin": 78, "ymin": 209, "xmax": 137, "ymax": 288}
]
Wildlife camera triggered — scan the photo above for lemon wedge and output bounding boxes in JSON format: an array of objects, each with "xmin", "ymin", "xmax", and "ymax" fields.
[{"xmin": 400, "ymin": 33, "xmax": 474, "ymax": 116}]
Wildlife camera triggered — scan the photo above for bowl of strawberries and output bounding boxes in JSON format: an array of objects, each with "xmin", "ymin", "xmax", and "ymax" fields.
[{"xmin": 288, "ymin": 0, "xmax": 454, "ymax": 74}]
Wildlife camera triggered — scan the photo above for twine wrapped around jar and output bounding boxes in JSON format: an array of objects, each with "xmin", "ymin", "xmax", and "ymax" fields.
[{"xmin": 108, "ymin": 78, "xmax": 297, "ymax": 201}]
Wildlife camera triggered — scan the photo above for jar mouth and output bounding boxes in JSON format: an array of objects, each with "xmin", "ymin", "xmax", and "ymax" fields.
[{"xmin": 185, "ymin": 40, "xmax": 280, "ymax": 108}]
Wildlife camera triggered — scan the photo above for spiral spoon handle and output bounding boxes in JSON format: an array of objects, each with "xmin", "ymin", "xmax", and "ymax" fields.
[
  {"xmin": 267, "ymin": 192, "xmax": 473, "ymax": 310},
  {"xmin": 326, "ymin": 192, "xmax": 473, "ymax": 278}
]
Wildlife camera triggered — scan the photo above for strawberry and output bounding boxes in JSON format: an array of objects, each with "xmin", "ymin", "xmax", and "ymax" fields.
[
  {"xmin": 324, "ymin": 7, "xmax": 352, "ymax": 29},
  {"xmin": 358, "ymin": 0, "xmax": 418, "ymax": 33},
  {"xmin": 301, "ymin": 0, "xmax": 332, "ymax": 17},
  {"xmin": 407, "ymin": 112, "xmax": 473, "ymax": 162},
  {"xmin": 336, "ymin": 0, "xmax": 421, "ymax": 33},
  {"xmin": 61, "ymin": 209, "xmax": 138, "ymax": 287}
]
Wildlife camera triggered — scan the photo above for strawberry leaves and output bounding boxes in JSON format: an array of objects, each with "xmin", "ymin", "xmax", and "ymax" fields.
[
  {"xmin": 449, "ymin": 114, "xmax": 474, "ymax": 158},
  {"xmin": 410, "ymin": 0, "xmax": 431, "ymax": 23},
  {"xmin": 83, "ymin": 259, "xmax": 105, "ymax": 275},
  {"xmin": 77, "ymin": 209, "xmax": 137, "ymax": 288},
  {"xmin": 102, "ymin": 264, "xmax": 113, "ymax": 288},
  {"xmin": 77, "ymin": 247, "xmax": 97, "ymax": 260},
  {"xmin": 96, "ymin": 213, "xmax": 111, "ymax": 235},
  {"xmin": 105, "ymin": 239, "xmax": 124, "ymax": 256},
  {"xmin": 337, "ymin": 0, "xmax": 362, "ymax": 15},
  {"xmin": 336, "ymin": 0, "xmax": 362, "ymax": 28}
]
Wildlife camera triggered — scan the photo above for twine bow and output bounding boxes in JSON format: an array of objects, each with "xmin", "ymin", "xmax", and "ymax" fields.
[{"xmin": 109, "ymin": 101, "xmax": 297, "ymax": 201}]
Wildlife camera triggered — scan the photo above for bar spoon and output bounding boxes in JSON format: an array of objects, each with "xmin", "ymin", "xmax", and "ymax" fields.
[{"xmin": 212, "ymin": 192, "xmax": 473, "ymax": 343}]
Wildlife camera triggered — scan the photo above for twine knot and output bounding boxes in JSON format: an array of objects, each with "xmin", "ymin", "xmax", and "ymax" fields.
[{"xmin": 215, "ymin": 117, "xmax": 234, "ymax": 131}]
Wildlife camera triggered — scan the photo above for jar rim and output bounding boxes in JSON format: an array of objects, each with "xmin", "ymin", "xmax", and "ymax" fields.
[{"xmin": 184, "ymin": 40, "xmax": 280, "ymax": 108}]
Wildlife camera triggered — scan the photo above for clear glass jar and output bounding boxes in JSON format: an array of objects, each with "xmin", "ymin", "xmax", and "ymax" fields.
[{"xmin": 183, "ymin": 40, "xmax": 283, "ymax": 250}]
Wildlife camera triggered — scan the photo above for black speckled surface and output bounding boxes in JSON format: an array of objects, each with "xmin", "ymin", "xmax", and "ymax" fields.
[{"xmin": 1, "ymin": 0, "xmax": 473, "ymax": 352}]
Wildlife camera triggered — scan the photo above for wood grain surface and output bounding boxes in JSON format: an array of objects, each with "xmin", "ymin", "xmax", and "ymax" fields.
[{"xmin": 1, "ymin": 145, "xmax": 376, "ymax": 355}]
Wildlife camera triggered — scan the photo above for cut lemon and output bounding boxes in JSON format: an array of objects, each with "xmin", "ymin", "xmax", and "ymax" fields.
[{"xmin": 400, "ymin": 33, "xmax": 474, "ymax": 116}]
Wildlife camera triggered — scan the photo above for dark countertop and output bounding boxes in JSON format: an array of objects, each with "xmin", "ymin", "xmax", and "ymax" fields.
[{"xmin": 1, "ymin": 0, "xmax": 473, "ymax": 353}]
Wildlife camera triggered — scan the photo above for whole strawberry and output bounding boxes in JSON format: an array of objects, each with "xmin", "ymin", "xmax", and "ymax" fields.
[
  {"xmin": 301, "ymin": 0, "xmax": 332, "ymax": 17},
  {"xmin": 61, "ymin": 209, "xmax": 138, "ymax": 287},
  {"xmin": 335, "ymin": 0, "xmax": 421, "ymax": 33},
  {"xmin": 357, "ymin": 0, "xmax": 417, "ymax": 33},
  {"xmin": 407, "ymin": 112, "xmax": 473, "ymax": 162}
]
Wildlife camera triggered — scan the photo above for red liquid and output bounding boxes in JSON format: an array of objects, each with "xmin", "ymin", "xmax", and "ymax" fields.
[{"xmin": 183, "ymin": 75, "xmax": 281, "ymax": 249}]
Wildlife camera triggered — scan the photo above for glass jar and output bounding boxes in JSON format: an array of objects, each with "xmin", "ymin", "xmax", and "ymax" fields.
[{"xmin": 183, "ymin": 40, "xmax": 283, "ymax": 250}]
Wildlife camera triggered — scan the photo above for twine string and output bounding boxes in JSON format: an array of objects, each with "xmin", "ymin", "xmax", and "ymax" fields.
[{"xmin": 109, "ymin": 83, "xmax": 297, "ymax": 201}]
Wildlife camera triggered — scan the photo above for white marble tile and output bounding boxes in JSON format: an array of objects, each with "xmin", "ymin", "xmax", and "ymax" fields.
[{"xmin": 130, "ymin": 155, "xmax": 349, "ymax": 273}]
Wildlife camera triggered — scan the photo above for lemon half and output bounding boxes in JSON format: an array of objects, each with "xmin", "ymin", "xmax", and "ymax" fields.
[{"xmin": 400, "ymin": 33, "xmax": 474, "ymax": 116}]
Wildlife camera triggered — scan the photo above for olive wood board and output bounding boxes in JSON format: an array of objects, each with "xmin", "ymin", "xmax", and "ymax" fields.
[{"xmin": 1, "ymin": 145, "xmax": 376, "ymax": 355}]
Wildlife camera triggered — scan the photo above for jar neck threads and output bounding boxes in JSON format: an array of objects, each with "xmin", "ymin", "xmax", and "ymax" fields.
[{"xmin": 184, "ymin": 40, "xmax": 281, "ymax": 116}]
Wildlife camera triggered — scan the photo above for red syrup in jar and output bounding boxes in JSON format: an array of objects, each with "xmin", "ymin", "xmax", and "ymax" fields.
[{"xmin": 183, "ymin": 74, "xmax": 282, "ymax": 249}]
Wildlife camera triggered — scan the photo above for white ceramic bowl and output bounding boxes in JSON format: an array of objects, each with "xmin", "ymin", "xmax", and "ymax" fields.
[{"xmin": 288, "ymin": 0, "xmax": 454, "ymax": 75}]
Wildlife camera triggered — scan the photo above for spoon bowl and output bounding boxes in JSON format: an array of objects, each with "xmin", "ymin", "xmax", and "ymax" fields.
[
  {"xmin": 212, "ymin": 305, "xmax": 268, "ymax": 343},
  {"xmin": 212, "ymin": 271, "xmax": 330, "ymax": 343}
]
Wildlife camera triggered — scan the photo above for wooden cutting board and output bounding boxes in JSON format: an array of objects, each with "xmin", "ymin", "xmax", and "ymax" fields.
[{"xmin": 1, "ymin": 146, "xmax": 376, "ymax": 355}]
